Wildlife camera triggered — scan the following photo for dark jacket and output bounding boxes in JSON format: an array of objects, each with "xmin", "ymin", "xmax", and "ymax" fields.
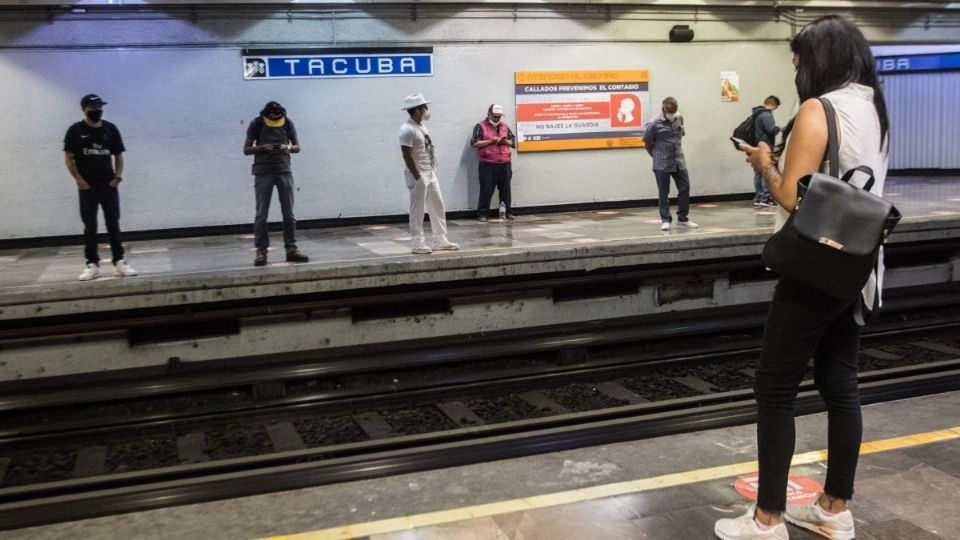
[{"xmin": 752, "ymin": 106, "xmax": 779, "ymax": 147}]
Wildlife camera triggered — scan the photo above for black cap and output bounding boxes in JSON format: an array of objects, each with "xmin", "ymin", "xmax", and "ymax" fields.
[
  {"xmin": 261, "ymin": 101, "xmax": 285, "ymax": 116},
  {"xmin": 81, "ymin": 94, "xmax": 107, "ymax": 108}
]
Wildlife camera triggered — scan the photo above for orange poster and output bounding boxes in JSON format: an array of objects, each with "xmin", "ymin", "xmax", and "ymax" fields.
[{"xmin": 515, "ymin": 70, "xmax": 649, "ymax": 152}]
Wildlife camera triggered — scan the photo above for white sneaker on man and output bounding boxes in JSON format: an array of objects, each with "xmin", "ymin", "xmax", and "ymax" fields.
[
  {"xmin": 78, "ymin": 263, "xmax": 100, "ymax": 281},
  {"xmin": 113, "ymin": 260, "xmax": 138, "ymax": 277},
  {"xmin": 678, "ymin": 220, "xmax": 699, "ymax": 228},
  {"xmin": 412, "ymin": 245, "xmax": 433, "ymax": 254},
  {"xmin": 784, "ymin": 499, "xmax": 855, "ymax": 540},
  {"xmin": 715, "ymin": 506, "xmax": 789, "ymax": 540},
  {"xmin": 433, "ymin": 240, "xmax": 460, "ymax": 251},
  {"xmin": 660, "ymin": 222, "xmax": 671, "ymax": 231}
]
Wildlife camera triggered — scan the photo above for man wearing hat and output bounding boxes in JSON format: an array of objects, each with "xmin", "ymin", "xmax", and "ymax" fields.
[
  {"xmin": 243, "ymin": 101, "xmax": 309, "ymax": 266},
  {"xmin": 63, "ymin": 93, "xmax": 138, "ymax": 281},
  {"xmin": 399, "ymin": 93, "xmax": 459, "ymax": 254},
  {"xmin": 471, "ymin": 104, "xmax": 516, "ymax": 222}
]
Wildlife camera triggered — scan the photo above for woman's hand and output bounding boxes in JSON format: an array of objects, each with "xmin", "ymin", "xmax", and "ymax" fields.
[{"xmin": 738, "ymin": 141, "xmax": 775, "ymax": 173}]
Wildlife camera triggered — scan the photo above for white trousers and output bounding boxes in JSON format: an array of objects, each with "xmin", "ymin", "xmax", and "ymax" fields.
[{"xmin": 405, "ymin": 170, "xmax": 449, "ymax": 248}]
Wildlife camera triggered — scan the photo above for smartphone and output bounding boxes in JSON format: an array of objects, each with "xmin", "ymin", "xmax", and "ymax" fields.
[{"xmin": 730, "ymin": 136, "xmax": 748, "ymax": 150}]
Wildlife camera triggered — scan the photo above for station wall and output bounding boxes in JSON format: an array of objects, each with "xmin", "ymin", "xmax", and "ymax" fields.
[{"xmin": 0, "ymin": 7, "xmax": 953, "ymax": 239}]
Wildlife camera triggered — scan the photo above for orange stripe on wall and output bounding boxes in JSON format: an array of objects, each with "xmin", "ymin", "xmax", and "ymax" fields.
[
  {"xmin": 515, "ymin": 70, "xmax": 650, "ymax": 84},
  {"xmin": 518, "ymin": 137, "xmax": 644, "ymax": 152}
]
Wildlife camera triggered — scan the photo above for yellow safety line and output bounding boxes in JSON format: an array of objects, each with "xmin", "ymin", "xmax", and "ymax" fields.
[{"xmin": 258, "ymin": 427, "xmax": 960, "ymax": 540}]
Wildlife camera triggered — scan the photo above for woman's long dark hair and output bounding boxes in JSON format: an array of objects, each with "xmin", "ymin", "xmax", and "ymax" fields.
[{"xmin": 781, "ymin": 15, "xmax": 889, "ymax": 152}]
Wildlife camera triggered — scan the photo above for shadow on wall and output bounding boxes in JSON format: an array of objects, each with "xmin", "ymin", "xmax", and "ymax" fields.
[
  {"xmin": 353, "ymin": 4, "xmax": 472, "ymax": 36},
  {"xmin": 460, "ymin": 136, "xmax": 481, "ymax": 211}
]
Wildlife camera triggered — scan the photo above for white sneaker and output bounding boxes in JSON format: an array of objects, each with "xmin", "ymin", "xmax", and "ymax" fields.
[
  {"xmin": 660, "ymin": 222, "xmax": 671, "ymax": 231},
  {"xmin": 412, "ymin": 245, "xmax": 433, "ymax": 254},
  {"xmin": 113, "ymin": 260, "xmax": 138, "ymax": 277},
  {"xmin": 78, "ymin": 263, "xmax": 100, "ymax": 281},
  {"xmin": 678, "ymin": 220, "xmax": 699, "ymax": 228},
  {"xmin": 784, "ymin": 499, "xmax": 855, "ymax": 540},
  {"xmin": 715, "ymin": 506, "xmax": 789, "ymax": 540},
  {"xmin": 433, "ymin": 240, "xmax": 460, "ymax": 251}
]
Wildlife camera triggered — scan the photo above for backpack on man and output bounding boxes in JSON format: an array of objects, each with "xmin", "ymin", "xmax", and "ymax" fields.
[{"xmin": 732, "ymin": 109, "xmax": 763, "ymax": 146}]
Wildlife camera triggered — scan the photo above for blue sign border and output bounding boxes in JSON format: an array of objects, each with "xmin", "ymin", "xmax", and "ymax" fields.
[
  {"xmin": 876, "ymin": 52, "xmax": 960, "ymax": 74},
  {"xmin": 243, "ymin": 51, "xmax": 433, "ymax": 80}
]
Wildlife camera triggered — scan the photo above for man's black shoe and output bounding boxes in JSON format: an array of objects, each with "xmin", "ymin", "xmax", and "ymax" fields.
[{"xmin": 285, "ymin": 248, "xmax": 309, "ymax": 263}]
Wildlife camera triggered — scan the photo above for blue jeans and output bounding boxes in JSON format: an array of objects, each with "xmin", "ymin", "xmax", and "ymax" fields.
[
  {"xmin": 754, "ymin": 171, "xmax": 770, "ymax": 201},
  {"xmin": 653, "ymin": 169, "xmax": 690, "ymax": 223},
  {"xmin": 79, "ymin": 184, "xmax": 124, "ymax": 265},
  {"xmin": 254, "ymin": 172, "xmax": 297, "ymax": 251},
  {"xmin": 755, "ymin": 278, "xmax": 863, "ymax": 512}
]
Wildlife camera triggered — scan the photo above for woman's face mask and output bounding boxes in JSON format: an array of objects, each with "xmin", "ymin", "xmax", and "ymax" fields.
[
  {"xmin": 664, "ymin": 111, "xmax": 676, "ymax": 121},
  {"xmin": 422, "ymin": 110, "xmax": 432, "ymax": 122},
  {"xmin": 85, "ymin": 109, "xmax": 103, "ymax": 122}
]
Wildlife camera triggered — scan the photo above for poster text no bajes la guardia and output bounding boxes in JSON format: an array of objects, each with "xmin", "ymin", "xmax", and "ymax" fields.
[{"xmin": 515, "ymin": 70, "xmax": 649, "ymax": 152}]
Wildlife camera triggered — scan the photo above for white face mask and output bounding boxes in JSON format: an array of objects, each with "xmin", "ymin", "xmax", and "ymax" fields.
[
  {"xmin": 664, "ymin": 112, "xmax": 676, "ymax": 121},
  {"xmin": 489, "ymin": 116, "xmax": 501, "ymax": 126},
  {"xmin": 422, "ymin": 110, "xmax": 432, "ymax": 122}
]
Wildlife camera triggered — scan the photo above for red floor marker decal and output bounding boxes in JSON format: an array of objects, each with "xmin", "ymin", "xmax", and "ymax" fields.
[{"xmin": 734, "ymin": 473, "xmax": 822, "ymax": 505}]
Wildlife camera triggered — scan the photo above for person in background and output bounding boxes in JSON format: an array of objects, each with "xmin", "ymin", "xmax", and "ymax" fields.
[
  {"xmin": 716, "ymin": 15, "xmax": 890, "ymax": 540},
  {"xmin": 399, "ymin": 93, "xmax": 460, "ymax": 254},
  {"xmin": 752, "ymin": 95, "xmax": 781, "ymax": 207},
  {"xmin": 642, "ymin": 97, "xmax": 698, "ymax": 231},
  {"xmin": 243, "ymin": 101, "xmax": 309, "ymax": 267},
  {"xmin": 64, "ymin": 94, "xmax": 137, "ymax": 281},
  {"xmin": 471, "ymin": 104, "xmax": 516, "ymax": 222}
]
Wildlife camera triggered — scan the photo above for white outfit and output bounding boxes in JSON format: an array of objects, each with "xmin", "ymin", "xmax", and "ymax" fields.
[
  {"xmin": 398, "ymin": 118, "xmax": 449, "ymax": 249},
  {"xmin": 776, "ymin": 83, "xmax": 889, "ymax": 309}
]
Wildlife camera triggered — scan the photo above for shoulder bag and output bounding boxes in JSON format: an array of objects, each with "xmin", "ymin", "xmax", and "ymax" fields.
[{"xmin": 761, "ymin": 97, "xmax": 901, "ymax": 301}]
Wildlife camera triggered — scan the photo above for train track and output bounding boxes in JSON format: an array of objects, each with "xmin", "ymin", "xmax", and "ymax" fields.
[{"xmin": 1, "ymin": 287, "xmax": 959, "ymax": 531}]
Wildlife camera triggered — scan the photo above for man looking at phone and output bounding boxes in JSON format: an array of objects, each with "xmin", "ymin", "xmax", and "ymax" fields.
[
  {"xmin": 643, "ymin": 97, "xmax": 698, "ymax": 231},
  {"xmin": 244, "ymin": 101, "xmax": 309, "ymax": 266}
]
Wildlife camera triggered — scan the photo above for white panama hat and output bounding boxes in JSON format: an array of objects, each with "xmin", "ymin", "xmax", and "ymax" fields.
[{"xmin": 401, "ymin": 92, "xmax": 432, "ymax": 110}]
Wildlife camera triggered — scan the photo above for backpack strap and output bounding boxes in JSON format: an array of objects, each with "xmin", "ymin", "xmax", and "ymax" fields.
[
  {"xmin": 251, "ymin": 116, "xmax": 264, "ymax": 143},
  {"xmin": 841, "ymin": 165, "xmax": 876, "ymax": 191},
  {"xmin": 818, "ymin": 97, "xmax": 840, "ymax": 178}
]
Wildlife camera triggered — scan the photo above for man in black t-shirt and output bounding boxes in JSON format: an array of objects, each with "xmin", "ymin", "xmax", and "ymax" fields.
[
  {"xmin": 243, "ymin": 101, "xmax": 309, "ymax": 266},
  {"xmin": 63, "ymin": 94, "xmax": 137, "ymax": 281}
]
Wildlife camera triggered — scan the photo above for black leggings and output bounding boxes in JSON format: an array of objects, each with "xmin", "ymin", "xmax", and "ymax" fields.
[{"xmin": 755, "ymin": 278, "xmax": 863, "ymax": 512}]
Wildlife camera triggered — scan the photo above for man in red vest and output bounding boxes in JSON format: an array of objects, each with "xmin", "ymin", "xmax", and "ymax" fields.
[{"xmin": 471, "ymin": 104, "xmax": 516, "ymax": 222}]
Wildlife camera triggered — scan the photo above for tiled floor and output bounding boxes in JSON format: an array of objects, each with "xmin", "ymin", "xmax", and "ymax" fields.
[
  {"xmin": 359, "ymin": 443, "xmax": 960, "ymax": 540},
  {"xmin": 1, "ymin": 176, "xmax": 957, "ymax": 290}
]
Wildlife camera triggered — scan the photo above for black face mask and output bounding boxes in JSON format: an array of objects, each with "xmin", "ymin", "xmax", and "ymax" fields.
[{"xmin": 85, "ymin": 109, "xmax": 103, "ymax": 122}]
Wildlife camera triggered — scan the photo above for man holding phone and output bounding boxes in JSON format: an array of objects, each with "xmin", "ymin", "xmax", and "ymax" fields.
[
  {"xmin": 643, "ymin": 97, "xmax": 698, "ymax": 231},
  {"xmin": 243, "ymin": 101, "xmax": 309, "ymax": 266}
]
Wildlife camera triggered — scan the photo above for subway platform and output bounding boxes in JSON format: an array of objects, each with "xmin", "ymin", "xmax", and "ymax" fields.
[
  {"xmin": 9, "ymin": 389, "xmax": 960, "ymax": 539},
  {"xmin": 0, "ymin": 176, "xmax": 959, "ymax": 383}
]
